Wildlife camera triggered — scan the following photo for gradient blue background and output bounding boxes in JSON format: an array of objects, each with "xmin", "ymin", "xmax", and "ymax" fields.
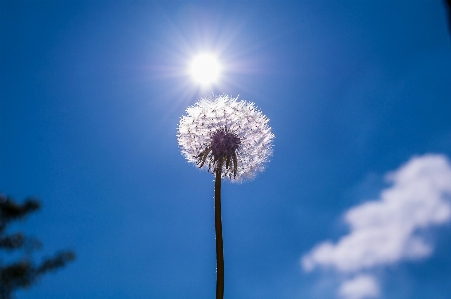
[{"xmin": 1, "ymin": 1, "xmax": 451, "ymax": 298}]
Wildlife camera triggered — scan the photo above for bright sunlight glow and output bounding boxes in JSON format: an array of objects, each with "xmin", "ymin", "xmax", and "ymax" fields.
[{"xmin": 190, "ymin": 54, "xmax": 221, "ymax": 86}]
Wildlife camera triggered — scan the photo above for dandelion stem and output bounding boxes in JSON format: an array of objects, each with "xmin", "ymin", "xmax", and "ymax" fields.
[{"xmin": 215, "ymin": 164, "xmax": 224, "ymax": 299}]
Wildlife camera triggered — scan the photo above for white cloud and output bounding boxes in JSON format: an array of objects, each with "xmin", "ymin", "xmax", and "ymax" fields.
[
  {"xmin": 302, "ymin": 154, "xmax": 451, "ymax": 298},
  {"xmin": 338, "ymin": 274, "xmax": 380, "ymax": 299}
]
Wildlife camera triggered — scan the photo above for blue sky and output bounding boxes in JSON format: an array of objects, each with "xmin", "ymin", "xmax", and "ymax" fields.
[{"xmin": 1, "ymin": 1, "xmax": 451, "ymax": 299}]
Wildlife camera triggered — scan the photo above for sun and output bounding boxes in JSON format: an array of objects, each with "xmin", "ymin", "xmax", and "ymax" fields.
[{"xmin": 190, "ymin": 54, "xmax": 221, "ymax": 86}]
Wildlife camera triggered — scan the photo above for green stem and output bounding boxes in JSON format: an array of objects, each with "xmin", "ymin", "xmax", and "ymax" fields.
[{"xmin": 215, "ymin": 166, "xmax": 224, "ymax": 299}]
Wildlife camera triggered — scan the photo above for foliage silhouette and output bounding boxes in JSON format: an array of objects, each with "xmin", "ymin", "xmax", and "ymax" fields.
[
  {"xmin": 0, "ymin": 194, "xmax": 75, "ymax": 299},
  {"xmin": 446, "ymin": 0, "xmax": 451, "ymax": 35}
]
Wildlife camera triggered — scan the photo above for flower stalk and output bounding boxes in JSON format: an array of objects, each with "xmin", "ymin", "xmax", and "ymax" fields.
[{"xmin": 214, "ymin": 162, "xmax": 224, "ymax": 299}]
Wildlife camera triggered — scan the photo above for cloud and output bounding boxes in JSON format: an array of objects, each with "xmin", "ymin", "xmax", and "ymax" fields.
[
  {"xmin": 338, "ymin": 274, "xmax": 379, "ymax": 299},
  {"xmin": 302, "ymin": 154, "xmax": 451, "ymax": 298}
]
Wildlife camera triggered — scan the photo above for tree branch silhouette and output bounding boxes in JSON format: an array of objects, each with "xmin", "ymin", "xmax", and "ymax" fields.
[
  {"xmin": 0, "ymin": 195, "xmax": 75, "ymax": 299},
  {"xmin": 445, "ymin": 0, "xmax": 451, "ymax": 37}
]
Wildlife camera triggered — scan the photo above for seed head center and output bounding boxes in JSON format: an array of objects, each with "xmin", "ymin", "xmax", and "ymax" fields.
[{"xmin": 211, "ymin": 129, "xmax": 240, "ymax": 160}]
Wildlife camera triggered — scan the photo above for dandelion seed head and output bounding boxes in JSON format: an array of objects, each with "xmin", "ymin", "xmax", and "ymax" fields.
[{"xmin": 177, "ymin": 95, "xmax": 274, "ymax": 182}]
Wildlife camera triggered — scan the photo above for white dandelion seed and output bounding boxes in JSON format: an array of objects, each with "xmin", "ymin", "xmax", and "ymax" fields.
[{"xmin": 177, "ymin": 94, "xmax": 274, "ymax": 181}]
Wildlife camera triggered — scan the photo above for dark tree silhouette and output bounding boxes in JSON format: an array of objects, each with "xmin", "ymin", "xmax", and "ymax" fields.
[
  {"xmin": 445, "ymin": 0, "xmax": 451, "ymax": 35},
  {"xmin": 0, "ymin": 194, "xmax": 75, "ymax": 299}
]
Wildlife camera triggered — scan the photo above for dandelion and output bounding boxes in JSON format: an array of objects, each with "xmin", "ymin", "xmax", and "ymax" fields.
[
  {"xmin": 178, "ymin": 95, "xmax": 274, "ymax": 181},
  {"xmin": 177, "ymin": 94, "xmax": 274, "ymax": 299}
]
